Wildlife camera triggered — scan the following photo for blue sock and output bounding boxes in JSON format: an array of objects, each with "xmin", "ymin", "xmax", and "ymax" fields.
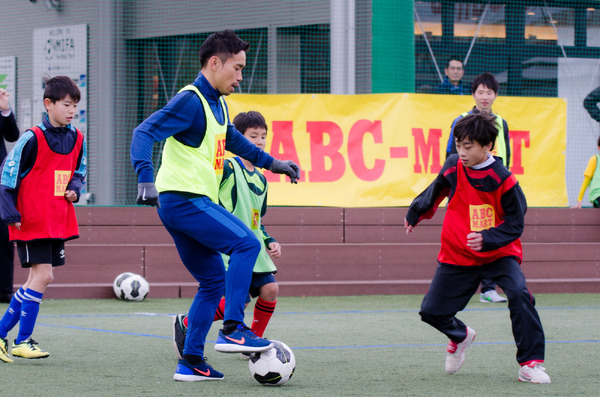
[
  {"xmin": 16, "ymin": 288, "xmax": 44, "ymax": 344},
  {"xmin": 0, "ymin": 287, "xmax": 25, "ymax": 339}
]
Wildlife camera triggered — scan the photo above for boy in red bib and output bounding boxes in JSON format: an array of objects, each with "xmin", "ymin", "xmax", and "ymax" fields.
[
  {"xmin": 404, "ymin": 112, "xmax": 550, "ymax": 384},
  {"xmin": 0, "ymin": 76, "xmax": 86, "ymax": 363}
]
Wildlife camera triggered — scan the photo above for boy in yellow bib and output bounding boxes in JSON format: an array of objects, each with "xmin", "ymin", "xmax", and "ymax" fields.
[{"xmin": 573, "ymin": 136, "xmax": 600, "ymax": 208}]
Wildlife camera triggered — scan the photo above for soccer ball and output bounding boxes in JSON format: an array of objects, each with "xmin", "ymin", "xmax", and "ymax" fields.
[
  {"xmin": 248, "ymin": 340, "xmax": 296, "ymax": 386},
  {"xmin": 112, "ymin": 272, "xmax": 134, "ymax": 298},
  {"xmin": 112, "ymin": 272, "xmax": 149, "ymax": 302}
]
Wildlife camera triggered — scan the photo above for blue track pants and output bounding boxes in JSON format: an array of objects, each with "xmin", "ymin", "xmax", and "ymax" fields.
[{"xmin": 157, "ymin": 192, "xmax": 261, "ymax": 357}]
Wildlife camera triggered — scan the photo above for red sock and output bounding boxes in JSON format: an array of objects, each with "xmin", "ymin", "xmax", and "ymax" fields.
[
  {"xmin": 183, "ymin": 298, "xmax": 225, "ymax": 328},
  {"xmin": 182, "ymin": 298, "xmax": 225, "ymax": 327},
  {"xmin": 214, "ymin": 298, "xmax": 225, "ymax": 322},
  {"xmin": 251, "ymin": 297, "xmax": 276, "ymax": 337}
]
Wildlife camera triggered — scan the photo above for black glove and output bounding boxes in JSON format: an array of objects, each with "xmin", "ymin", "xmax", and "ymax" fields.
[
  {"xmin": 269, "ymin": 159, "xmax": 300, "ymax": 184},
  {"xmin": 137, "ymin": 182, "xmax": 160, "ymax": 207}
]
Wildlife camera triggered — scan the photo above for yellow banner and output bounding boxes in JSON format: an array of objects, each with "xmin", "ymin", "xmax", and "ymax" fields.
[{"xmin": 227, "ymin": 94, "xmax": 567, "ymax": 207}]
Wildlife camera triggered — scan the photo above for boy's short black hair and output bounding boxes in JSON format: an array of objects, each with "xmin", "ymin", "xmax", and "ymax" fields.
[
  {"xmin": 233, "ymin": 111, "xmax": 268, "ymax": 134},
  {"xmin": 43, "ymin": 75, "xmax": 81, "ymax": 103},
  {"xmin": 471, "ymin": 72, "xmax": 499, "ymax": 94},
  {"xmin": 453, "ymin": 112, "xmax": 498, "ymax": 150},
  {"xmin": 199, "ymin": 30, "xmax": 250, "ymax": 67}
]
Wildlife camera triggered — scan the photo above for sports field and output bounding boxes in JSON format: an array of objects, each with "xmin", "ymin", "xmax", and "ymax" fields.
[{"xmin": 1, "ymin": 293, "xmax": 598, "ymax": 397}]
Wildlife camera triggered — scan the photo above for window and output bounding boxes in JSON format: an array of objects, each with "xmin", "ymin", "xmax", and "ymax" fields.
[
  {"xmin": 524, "ymin": 6, "xmax": 574, "ymax": 46},
  {"xmin": 277, "ymin": 24, "xmax": 330, "ymax": 94},
  {"xmin": 454, "ymin": 3, "xmax": 505, "ymax": 41},
  {"xmin": 414, "ymin": 1, "xmax": 441, "ymax": 39},
  {"xmin": 587, "ymin": 7, "xmax": 600, "ymax": 47}
]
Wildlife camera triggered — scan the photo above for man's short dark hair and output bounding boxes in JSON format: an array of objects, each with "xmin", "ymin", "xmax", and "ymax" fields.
[
  {"xmin": 233, "ymin": 111, "xmax": 268, "ymax": 134},
  {"xmin": 446, "ymin": 56, "xmax": 463, "ymax": 68},
  {"xmin": 199, "ymin": 30, "xmax": 250, "ymax": 67},
  {"xmin": 43, "ymin": 75, "xmax": 81, "ymax": 103},
  {"xmin": 453, "ymin": 112, "xmax": 498, "ymax": 150},
  {"xmin": 471, "ymin": 72, "xmax": 499, "ymax": 95}
]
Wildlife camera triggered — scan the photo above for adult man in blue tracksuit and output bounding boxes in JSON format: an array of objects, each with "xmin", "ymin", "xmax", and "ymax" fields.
[{"xmin": 131, "ymin": 30, "xmax": 300, "ymax": 382}]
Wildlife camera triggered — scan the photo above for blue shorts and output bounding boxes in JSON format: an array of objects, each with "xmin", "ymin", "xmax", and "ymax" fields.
[{"xmin": 247, "ymin": 272, "xmax": 277, "ymax": 303}]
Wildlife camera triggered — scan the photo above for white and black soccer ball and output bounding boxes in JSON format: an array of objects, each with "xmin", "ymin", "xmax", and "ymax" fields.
[
  {"xmin": 113, "ymin": 272, "xmax": 134, "ymax": 298},
  {"xmin": 248, "ymin": 340, "xmax": 296, "ymax": 386},
  {"xmin": 112, "ymin": 272, "xmax": 149, "ymax": 302}
]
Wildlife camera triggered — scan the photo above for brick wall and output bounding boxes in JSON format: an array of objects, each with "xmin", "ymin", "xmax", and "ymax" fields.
[{"xmin": 12, "ymin": 207, "xmax": 600, "ymax": 299}]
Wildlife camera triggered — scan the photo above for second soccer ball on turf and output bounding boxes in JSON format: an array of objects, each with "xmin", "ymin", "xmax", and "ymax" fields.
[
  {"xmin": 113, "ymin": 272, "xmax": 150, "ymax": 302},
  {"xmin": 112, "ymin": 272, "xmax": 134, "ymax": 298},
  {"xmin": 248, "ymin": 340, "xmax": 296, "ymax": 386}
]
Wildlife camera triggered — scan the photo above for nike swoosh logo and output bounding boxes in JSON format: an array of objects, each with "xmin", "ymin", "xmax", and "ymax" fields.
[
  {"xmin": 225, "ymin": 335, "xmax": 245, "ymax": 344},
  {"xmin": 194, "ymin": 368, "xmax": 211, "ymax": 376}
]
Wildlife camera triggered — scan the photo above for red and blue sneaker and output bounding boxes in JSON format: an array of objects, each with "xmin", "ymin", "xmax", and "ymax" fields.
[
  {"xmin": 173, "ymin": 357, "xmax": 224, "ymax": 382},
  {"xmin": 214, "ymin": 323, "xmax": 273, "ymax": 353}
]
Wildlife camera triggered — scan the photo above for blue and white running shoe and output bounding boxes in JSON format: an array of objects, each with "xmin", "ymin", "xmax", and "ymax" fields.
[
  {"xmin": 173, "ymin": 358, "xmax": 224, "ymax": 382},
  {"xmin": 214, "ymin": 323, "xmax": 273, "ymax": 353}
]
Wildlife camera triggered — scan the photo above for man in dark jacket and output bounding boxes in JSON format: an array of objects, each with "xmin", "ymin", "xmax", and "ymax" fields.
[
  {"xmin": 584, "ymin": 86, "xmax": 600, "ymax": 123},
  {"xmin": 0, "ymin": 89, "xmax": 20, "ymax": 303},
  {"xmin": 437, "ymin": 57, "xmax": 467, "ymax": 95}
]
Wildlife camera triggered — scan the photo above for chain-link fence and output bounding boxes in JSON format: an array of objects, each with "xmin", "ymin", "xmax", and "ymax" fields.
[{"xmin": 0, "ymin": 0, "xmax": 598, "ymax": 205}]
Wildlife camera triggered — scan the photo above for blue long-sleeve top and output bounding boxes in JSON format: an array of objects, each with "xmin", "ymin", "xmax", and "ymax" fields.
[
  {"xmin": 0, "ymin": 116, "xmax": 87, "ymax": 223},
  {"xmin": 436, "ymin": 77, "xmax": 466, "ymax": 95},
  {"xmin": 131, "ymin": 72, "xmax": 274, "ymax": 184}
]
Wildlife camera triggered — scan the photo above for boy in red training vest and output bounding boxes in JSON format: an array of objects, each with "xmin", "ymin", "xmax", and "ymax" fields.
[
  {"xmin": 404, "ymin": 112, "xmax": 550, "ymax": 384},
  {"xmin": 0, "ymin": 75, "xmax": 86, "ymax": 363}
]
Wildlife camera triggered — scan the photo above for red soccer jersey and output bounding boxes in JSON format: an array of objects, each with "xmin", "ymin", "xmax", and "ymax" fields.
[
  {"xmin": 9, "ymin": 126, "xmax": 83, "ymax": 242},
  {"xmin": 438, "ymin": 161, "xmax": 523, "ymax": 266}
]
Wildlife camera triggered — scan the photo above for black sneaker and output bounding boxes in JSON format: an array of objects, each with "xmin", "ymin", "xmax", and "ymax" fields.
[
  {"xmin": 0, "ymin": 293, "xmax": 12, "ymax": 304},
  {"xmin": 172, "ymin": 314, "xmax": 187, "ymax": 360}
]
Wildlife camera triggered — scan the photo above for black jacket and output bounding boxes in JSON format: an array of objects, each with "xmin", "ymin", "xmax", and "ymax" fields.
[
  {"xmin": 0, "ymin": 111, "xmax": 20, "ymax": 161},
  {"xmin": 584, "ymin": 86, "xmax": 600, "ymax": 123}
]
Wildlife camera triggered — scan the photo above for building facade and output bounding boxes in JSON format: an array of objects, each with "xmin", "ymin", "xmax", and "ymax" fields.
[{"xmin": 0, "ymin": 0, "xmax": 597, "ymax": 204}]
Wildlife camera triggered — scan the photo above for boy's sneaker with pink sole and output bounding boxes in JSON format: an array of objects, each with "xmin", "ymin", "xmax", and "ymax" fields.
[
  {"xmin": 445, "ymin": 326, "xmax": 476, "ymax": 374},
  {"xmin": 518, "ymin": 362, "xmax": 551, "ymax": 384}
]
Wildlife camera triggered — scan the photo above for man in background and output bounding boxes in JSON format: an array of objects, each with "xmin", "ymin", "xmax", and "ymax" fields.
[
  {"xmin": 437, "ymin": 57, "xmax": 466, "ymax": 95},
  {"xmin": 0, "ymin": 89, "xmax": 19, "ymax": 303}
]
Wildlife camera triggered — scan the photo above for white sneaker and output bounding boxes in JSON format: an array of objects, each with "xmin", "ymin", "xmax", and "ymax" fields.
[
  {"xmin": 518, "ymin": 362, "xmax": 551, "ymax": 384},
  {"xmin": 445, "ymin": 326, "xmax": 476, "ymax": 374},
  {"xmin": 480, "ymin": 290, "xmax": 507, "ymax": 303}
]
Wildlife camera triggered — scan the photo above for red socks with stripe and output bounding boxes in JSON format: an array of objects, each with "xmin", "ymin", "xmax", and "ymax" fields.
[
  {"xmin": 181, "ymin": 298, "xmax": 225, "ymax": 328},
  {"xmin": 184, "ymin": 297, "xmax": 275, "ymax": 337},
  {"xmin": 214, "ymin": 298, "xmax": 225, "ymax": 322},
  {"xmin": 251, "ymin": 297, "xmax": 276, "ymax": 337}
]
